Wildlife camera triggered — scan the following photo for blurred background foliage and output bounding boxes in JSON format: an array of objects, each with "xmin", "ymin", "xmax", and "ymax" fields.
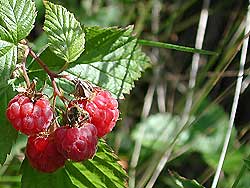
[{"xmin": 1, "ymin": 0, "xmax": 250, "ymax": 187}]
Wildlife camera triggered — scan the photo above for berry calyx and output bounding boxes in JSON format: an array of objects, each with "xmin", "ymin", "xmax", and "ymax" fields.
[
  {"xmin": 6, "ymin": 94, "xmax": 53, "ymax": 135},
  {"xmin": 26, "ymin": 133, "xmax": 66, "ymax": 173},
  {"xmin": 54, "ymin": 123, "xmax": 98, "ymax": 162}
]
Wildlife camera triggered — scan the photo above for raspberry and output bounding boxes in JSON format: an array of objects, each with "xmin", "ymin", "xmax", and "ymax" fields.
[
  {"xmin": 54, "ymin": 123, "xmax": 98, "ymax": 162},
  {"xmin": 73, "ymin": 89, "xmax": 119, "ymax": 137},
  {"xmin": 26, "ymin": 133, "xmax": 66, "ymax": 173},
  {"xmin": 6, "ymin": 94, "xmax": 53, "ymax": 135}
]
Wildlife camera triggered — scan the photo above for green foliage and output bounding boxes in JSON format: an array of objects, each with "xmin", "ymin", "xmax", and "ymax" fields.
[
  {"xmin": 132, "ymin": 113, "xmax": 183, "ymax": 150},
  {"xmin": 65, "ymin": 26, "xmax": 151, "ymax": 99},
  {"xmin": 170, "ymin": 171, "xmax": 205, "ymax": 188},
  {"xmin": 66, "ymin": 140, "xmax": 127, "ymax": 188},
  {"xmin": 21, "ymin": 140, "xmax": 127, "ymax": 188},
  {"xmin": 0, "ymin": 47, "xmax": 18, "ymax": 164},
  {"xmin": 244, "ymin": 159, "xmax": 250, "ymax": 170},
  {"xmin": 1, "ymin": 0, "xmax": 248, "ymax": 188},
  {"xmin": 0, "ymin": 41, "xmax": 14, "ymax": 57},
  {"xmin": 132, "ymin": 102, "xmax": 233, "ymax": 154},
  {"xmin": 44, "ymin": 1, "xmax": 85, "ymax": 63},
  {"xmin": 138, "ymin": 39, "xmax": 217, "ymax": 56},
  {"xmin": 29, "ymin": 26, "xmax": 151, "ymax": 99},
  {"xmin": 21, "ymin": 159, "xmax": 77, "ymax": 188},
  {"xmin": 0, "ymin": 0, "xmax": 36, "ymax": 43}
]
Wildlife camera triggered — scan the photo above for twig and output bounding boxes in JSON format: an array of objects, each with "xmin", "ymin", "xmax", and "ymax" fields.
[
  {"xmin": 211, "ymin": 2, "xmax": 250, "ymax": 187},
  {"xmin": 28, "ymin": 47, "xmax": 71, "ymax": 102}
]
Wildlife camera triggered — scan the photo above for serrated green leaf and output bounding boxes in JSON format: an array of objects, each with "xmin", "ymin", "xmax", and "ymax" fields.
[
  {"xmin": 170, "ymin": 171, "xmax": 205, "ymax": 188},
  {"xmin": 65, "ymin": 140, "xmax": 127, "ymax": 188},
  {"xmin": 0, "ymin": 46, "xmax": 18, "ymax": 164},
  {"xmin": 0, "ymin": 40, "xmax": 14, "ymax": 57},
  {"xmin": 28, "ymin": 26, "xmax": 151, "ymax": 99},
  {"xmin": 44, "ymin": 1, "xmax": 85, "ymax": 62},
  {"xmin": 65, "ymin": 26, "xmax": 151, "ymax": 99},
  {"xmin": 21, "ymin": 159, "xmax": 77, "ymax": 188},
  {"xmin": 0, "ymin": 0, "xmax": 36, "ymax": 43}
]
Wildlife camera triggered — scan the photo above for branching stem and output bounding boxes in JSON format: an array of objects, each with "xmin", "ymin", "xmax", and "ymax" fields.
[{"xmin": 28, "ymin": 47, "xmax": 71, "ymax": 103}]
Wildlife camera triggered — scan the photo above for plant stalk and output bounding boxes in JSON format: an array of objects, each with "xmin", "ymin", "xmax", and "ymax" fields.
[{"xmin": 211, "ymin": 2, "xmax": 250, "ymax": 187}]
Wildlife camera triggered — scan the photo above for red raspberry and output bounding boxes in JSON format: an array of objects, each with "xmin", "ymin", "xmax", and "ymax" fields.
[
  {"xmin": 54, "ymin": 123, "xmax": 98, "ymax": 162},
  {"xmin": 74, "ymin": 89, "xmax": 119, "ymax": 137},
  {"xmin": 6, "ymin": 94, "xmax": 53, "ymax": 135},
  {"xmin": 26, "ymin": 133, "xmax": 66, "ymax": 173}
]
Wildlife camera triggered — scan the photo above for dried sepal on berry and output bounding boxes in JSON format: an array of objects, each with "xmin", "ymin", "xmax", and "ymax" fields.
[
  {"xmin": 71, "ymin": 79, "xmax": 119, "ymax": 137},
  {"xmin": 72, "ymin": 79, "xmax": 95, "ymax": 99}
]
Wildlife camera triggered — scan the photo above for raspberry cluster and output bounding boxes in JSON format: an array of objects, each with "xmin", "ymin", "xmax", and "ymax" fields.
[{"xmin": 6, "ymin": 80, "xmax": 119, "ymax": 173}]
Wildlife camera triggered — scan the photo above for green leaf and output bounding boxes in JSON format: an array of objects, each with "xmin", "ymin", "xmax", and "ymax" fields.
[
  {"xmin": 170, "ymin": 171, "xmax": 205, "ymax": 188},
  {"xmin": 20, "ymin": 140, "xmax": 127, "ymax": 188},
  {"xmin": 138, "ymin": 39, "xmax": 218, "ymax": 56},
  {"xmin": 234, "ymin": 170, "xmax": 250, "ymax": 188},
  {"xmin": 21, "ymin": 159, "xmax": 77, "ymax": 188},
  {"xmin": 0, "ymin": 40, "xmax": 14, "ymax": 57},
  {"xmin": 0, "ymin": 0, "xmax": 36, "ymax": 43},
  {"xmin": 28, "ymin": 26, "xmax": 151, "ymax": 99},
  {"xmin": 64, "ymin": 26, "xmax": 151, "ymax": 99},
  {"xmin": 132, "ymin": 113, "xmax": 187, "ymax": 151},
  {"xmin": 0, "ymin": 46, "xmax": 18, "ymax": 164},
  {"xmin": 44, "ymin": 1, "xmax": 85, "ymax": 62},
  {"xmin": 65, "ymin": 140, "xmax": 127, "ymax": 188},
  {"xmin": 189, "ymin": 103, "xmax": 232, "ymax": 155}
]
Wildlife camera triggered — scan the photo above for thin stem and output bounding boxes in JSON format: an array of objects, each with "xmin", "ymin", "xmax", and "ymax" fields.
[
  {"xmin": 51, "ymin": 79, "xmax": 62, "ymax": 97},
  {"xmin": 29, "ymin": 48, "xmax": 57, "ymax": 79},
  {"xmin": 129, "ymin": 83, "xmax": 156, "ymax": 188},
  {"xmin": 28, "ymin": 48, "xmax": 70, "ymax": 80},
  {"xmin": 231, "ymin": 165, "xmax": 247, "ymax": 188},
  {"xmin": 211, "ymin": 2, "xmax": 250, "ymax": 187},
  {"xmin": 145, "ymin": 1, "xmax": 210, "ymax": 187},
  {"xmin": 181, "ymin": 0, "xmax": 210, "ymax": 125},
  {"xmin": 28, "ymin": 47, "xmax": 71, "ymax": 105},
  {"xmin": 129, "ymin": 1, "xmax": 160, "ymax": 187},
  {"xmin": 138, "ymin": 39, "xmax": 217, "ymax": 56},
  {"xmin": 21, "ymin": 47, "xmax": 31, "ymax": 88}
]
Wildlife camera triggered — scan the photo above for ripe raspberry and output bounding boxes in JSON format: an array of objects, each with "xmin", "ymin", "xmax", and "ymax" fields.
[
  {"xmin": 73, "ymin": 89, "xmax": 119, "ymax": 137},
  {"xmin": 6, "ymin": 94, "xmax": 53, "ymax": 135},
  {"xmin": 54, "ymin": 123, "xmax": 98, "ymax": 162},
  {"xmin": 26, "ymin": 133, "xmax": 66, "ymax": 173}
]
